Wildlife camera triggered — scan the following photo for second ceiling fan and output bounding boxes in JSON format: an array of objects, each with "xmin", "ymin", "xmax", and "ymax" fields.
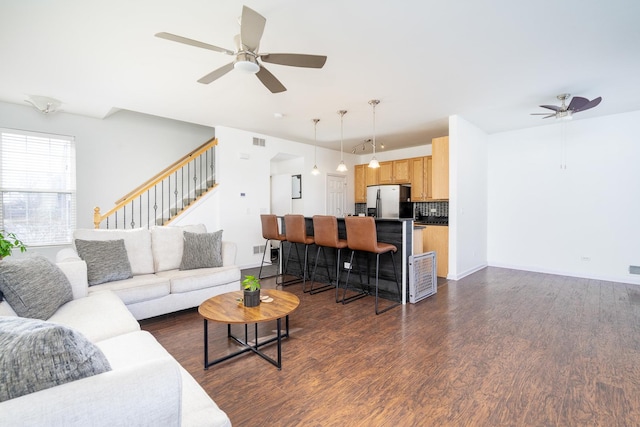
[{"xmin": 155, "ymin": 5, "xmax": 327, "ymax": 93}]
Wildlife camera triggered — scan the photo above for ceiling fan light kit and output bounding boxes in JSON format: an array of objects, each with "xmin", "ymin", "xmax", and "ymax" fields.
[{"xmin": 155, "ymin": 5, "xmax": 327, "ymax": 93}]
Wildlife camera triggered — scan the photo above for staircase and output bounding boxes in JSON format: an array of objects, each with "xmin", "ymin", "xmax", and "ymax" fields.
[{"xmin": 93, "ymin": 138, "xmax": 218, "ymax": 229}]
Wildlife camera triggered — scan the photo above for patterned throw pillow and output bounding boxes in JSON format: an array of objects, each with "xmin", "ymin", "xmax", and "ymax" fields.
[
  {"xmin": 179, "ymin": 230, "xmax": 223, "ymax": 270},
  {"xmin": 75, "ymin": 239, "xmax": 133, "ymax": 286},
  {"xmin": 0, "ymin": 317, "xmax": 111, "ymax": 402},
  {"xmin": 0, "ymin": 254, "xmax": 73, "ymax": 320}
]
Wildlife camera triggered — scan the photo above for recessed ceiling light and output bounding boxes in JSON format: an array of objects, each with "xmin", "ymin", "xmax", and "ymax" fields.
[{"xmin": 273, "ymin": 112, "xmax": 284, "ymax": 119}]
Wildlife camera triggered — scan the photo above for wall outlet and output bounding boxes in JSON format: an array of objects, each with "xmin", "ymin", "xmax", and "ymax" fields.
[
  {"xmin": 343, "ymin": 262, "xmax": 352, "ymax": 270},
  {"xmin": 430, "ymin": 208, "xmax": 437, "ymax": 213},
  {"xmin": 581, "ymin": 256, "xmax": 591, "ymax": 262}
]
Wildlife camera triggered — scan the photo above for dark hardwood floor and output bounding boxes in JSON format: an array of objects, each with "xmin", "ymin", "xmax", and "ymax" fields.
[{"xmin": 141, "ymin": 267, "xmax": 640, "ymax": 426}]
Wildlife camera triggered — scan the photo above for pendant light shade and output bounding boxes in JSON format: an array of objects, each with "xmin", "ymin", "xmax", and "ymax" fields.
[
  {"xmin": 336, "ymin": 110, "xmax": 348, "ymax": 172},
  {"xmin": 311, "ymin": 118, "xmax": 320, "ymax": 175},
  {"xmin": 368, "ymin": 99, "xmax": 380, "ymax": 169}
]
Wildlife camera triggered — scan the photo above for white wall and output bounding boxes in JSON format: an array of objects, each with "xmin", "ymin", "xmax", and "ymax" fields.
[
  {"xmin": 214, "ymin": 126, "xmax": 355, "ymax": 268},
  {"xmin": 449, "ymin": 115, "xmax": 488, "ymax": 280},
  {"xmin": 487, "ymin": 110, "xmax": 640, "ymax": 285},
  {"xmin": 355, "ymin": 143, "xmax": 433, "ymax": 165},
  {"xmin": 0, "ymin": 101, "xmax": 214, "ymax": 259}
]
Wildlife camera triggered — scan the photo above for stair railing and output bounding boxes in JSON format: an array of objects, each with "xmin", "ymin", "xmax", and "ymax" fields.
[{"xmin": 93, "ymin": 137, "xmax": 218, "ymax": 229}]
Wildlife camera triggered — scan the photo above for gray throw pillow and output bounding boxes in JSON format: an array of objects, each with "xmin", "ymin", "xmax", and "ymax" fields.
[
  {"xmin": 75, "ymin": 239, "xmax": 133, "ymax": 286},
  {"xmin": 179, "ymin": 230, "xmax": 223, "ymax": 270},
  {"xmin": 0, "ymin": 254, "xmax": 73, "ymax": 320},
  {"xmin": 0, "ymin": 317, "xmax": 111, "ymax": 402}
]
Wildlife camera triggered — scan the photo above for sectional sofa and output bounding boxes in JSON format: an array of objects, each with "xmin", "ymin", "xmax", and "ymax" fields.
[{"xmin": 0, "ymin": 224, "xmax": 241, "ymax": 426}]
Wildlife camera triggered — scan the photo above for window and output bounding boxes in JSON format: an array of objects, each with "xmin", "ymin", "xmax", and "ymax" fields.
[{"xmin": 1, "ymin": 128, "xmax": 76, "ymax": 246}]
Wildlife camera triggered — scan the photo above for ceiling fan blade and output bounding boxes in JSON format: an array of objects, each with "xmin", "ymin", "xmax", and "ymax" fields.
[
  {"xmin": 260, "ymin": 53, "xmax": 327, "ymax": 68},
  {"xmin": 567, "ymin": 96, "xmax": 589, "ymax": 111},
  {"xmin": 256, "ymin": 66, "xmax": 286, "ymax": 93},
  {"xmin": 197, "ymin": 62, "xmax": 234, "ymax": 84},
  {"xmin": 539, "ymin": 104, "xmax": 562, "ymax": 112},
  {"xmin": 240, "ymin": 6, "xmax": 266, "ymax": 51},
  {"xmin": 155, "ymin": 32, "xmax": 234, "ymax": 55},
  {"xmin": 542, "ymin": 114, "xmax": 556, "ymax": 119},
  {"xmin": 573, "ymin": 96, "xmax": 602, "ymax": 112}
]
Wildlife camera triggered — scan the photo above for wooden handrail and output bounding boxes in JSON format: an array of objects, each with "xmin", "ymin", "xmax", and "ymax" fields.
[
  {"xmin": 93, "ymin": 137, "xmax": 217, "ymax": 228},
  {"xmin": 115, "ymin": 137, "xmax": 217, "ymax": 205}
]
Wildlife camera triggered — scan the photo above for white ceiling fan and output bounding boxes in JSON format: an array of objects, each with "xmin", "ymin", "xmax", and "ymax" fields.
[{"xmin": 155, "ymin": 5, "xmax": 327, "ymax": 93}]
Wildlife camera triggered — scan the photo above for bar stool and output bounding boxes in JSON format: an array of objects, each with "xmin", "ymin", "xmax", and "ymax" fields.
[
  {"xmin": 259, "ymin": 214, "xmax": 287, "ymax": 280},
  {"xmin": 342, "ymin": 216, "xmax": 401, "ymax": 315},
  {"xmin": 282, "ymin": 214, "xmax": 315, "ymax": 291},
  {"xmin": 310, "ymin": 215, "xmax": 348, "ymax": 298}
]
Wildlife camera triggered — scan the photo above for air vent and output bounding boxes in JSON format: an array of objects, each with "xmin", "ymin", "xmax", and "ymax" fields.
[
  {"xmin": 253, "ymin": 245, "xmax": 266, "ymax": 255},
  {"xmin": 252, "ymin": 137, "xmax": 266, "ymax": 147}
]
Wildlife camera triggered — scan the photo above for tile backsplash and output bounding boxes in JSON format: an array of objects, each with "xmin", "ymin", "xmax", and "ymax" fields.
[{"xmin": 414, "ymin": 201, "xmax": 449, "ymax": 218}]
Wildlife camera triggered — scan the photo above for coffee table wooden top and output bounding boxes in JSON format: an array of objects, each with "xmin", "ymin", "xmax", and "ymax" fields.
[{"xmin": 198, "ymin": 289, "xmax": 300, "ymax": 324}]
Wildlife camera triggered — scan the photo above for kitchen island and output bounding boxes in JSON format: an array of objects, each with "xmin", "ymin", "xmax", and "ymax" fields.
[{"xmin": 280, "ymin": 216, "xmax": 414, "ymax": 304}]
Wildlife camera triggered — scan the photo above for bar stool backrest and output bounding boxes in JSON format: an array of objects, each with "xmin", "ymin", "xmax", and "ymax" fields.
[
  {"xmin": 284, "ymin": 214, "xmax": 311, "ymax": 244},
  {"xmin": 260, "ymin": 214, "xmax": 284, "ymax": 240},
  {"xmin": 312, "ymin": 215, "xmax": 341, "ymax": 248},
  {"xmin": 344, "ymin": 216, "xmax": 379, "ymax": 252}
]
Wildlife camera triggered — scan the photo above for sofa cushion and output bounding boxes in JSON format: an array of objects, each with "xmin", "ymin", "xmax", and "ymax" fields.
[
  {"xmin": 73, "ymin": 228, "xmax": 154, "ymax": 275},
  {"xmin": 150, "ymin": 224, "xmax": 207, "ymax": 272},
  {"xmin": 157, "ymin": 265, "xmax": 240, "ymax": 294},
  {"xmin": 87, "ymin": 274, "xmax": 171, "ymax": 306},
  {"xmin": 0, "ymin": 254, "xmax": 73, "ymax": 320},
  {"xmin": 0, "ymin": 317, "xmax": 111, "ymax": 402},
  {"xmin": 75, "ymin": 239, "xmax": 133, "ymax": 286},
  {"xmin": 48, "ymin": 290, "xmax": 140, "ymax": 343},
  {"xmin": 180, "ymin": 230, "xmax": 223, "ymax": 270}
]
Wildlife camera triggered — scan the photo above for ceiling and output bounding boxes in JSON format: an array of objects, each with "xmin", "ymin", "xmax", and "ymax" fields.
[{"xmin": 1, "ymin": 1, "xmax": 639, "ymax": 153}]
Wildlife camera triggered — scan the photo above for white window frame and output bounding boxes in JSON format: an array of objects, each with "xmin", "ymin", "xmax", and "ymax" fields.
[{"xmin": 0, "ymin": 128, "xmax": 76, "ymax": 246}]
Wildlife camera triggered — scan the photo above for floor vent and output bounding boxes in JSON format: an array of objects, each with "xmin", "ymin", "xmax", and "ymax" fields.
[
  {"xmin": 630, "ymin": 265, "xmax": 640, "ymax": 275},
  {"xmin": 253, "ymin": 245, "xmax": 265, "ymax": 255},
  {"xmin": 252, "ymin": 137, "xmax": 266, "ymax": 147},
  {"xmin": 409, "ymin": 251, "xmax": 437, "ymax": 303}
]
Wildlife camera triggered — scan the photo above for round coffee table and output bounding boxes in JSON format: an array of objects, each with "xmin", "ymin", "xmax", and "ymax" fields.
[{"xmin": 198, "ymin": 289, "xmax": 300, "ymax": 370}]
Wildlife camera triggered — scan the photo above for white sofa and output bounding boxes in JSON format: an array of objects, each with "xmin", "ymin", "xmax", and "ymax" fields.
[
  {"xmin": 0, "ymin": 259, "xmax": 231, "ymax": 427},
  {"xmin": 60, "ymin": 224, "xmax": 242, "ymax": 320}
]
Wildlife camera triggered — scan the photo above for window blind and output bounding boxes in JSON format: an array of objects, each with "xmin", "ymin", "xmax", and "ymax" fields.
[{"xmin": 1, "ymin": 128, "xmax": 76, "ymax": 246}]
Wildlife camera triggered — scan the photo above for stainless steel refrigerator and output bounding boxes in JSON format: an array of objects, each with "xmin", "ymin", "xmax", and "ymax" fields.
[{"xmin": 366, "ymin": 185, "xmax": 412, "ymax": 218}]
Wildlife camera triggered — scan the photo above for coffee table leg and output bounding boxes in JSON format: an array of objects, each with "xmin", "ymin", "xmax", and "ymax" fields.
[
  {"xmin": 204, "ymin": 319, "xmax": 209, "ymax": 369},
  {"xmin": 276, "ymin": 317, "xmax": 282, "ymax": 370}
]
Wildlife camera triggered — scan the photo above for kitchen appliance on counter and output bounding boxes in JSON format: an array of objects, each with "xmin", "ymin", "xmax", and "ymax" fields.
[{"xmin": 367, "ymin": 184, "xmax": 413, "ymax": 219}]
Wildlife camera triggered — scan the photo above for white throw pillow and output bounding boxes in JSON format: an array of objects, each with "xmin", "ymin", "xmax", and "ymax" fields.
[{"xmin": 150, "ymin": 224, "xmax": 207, "ymax": 272}]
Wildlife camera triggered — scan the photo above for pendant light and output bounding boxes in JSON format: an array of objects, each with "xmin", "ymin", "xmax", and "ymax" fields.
[
  {"xmin": 368, "ymin": 99, "xmax": 380, "ymax": 168},
  {"xmin": 336, "ymin": 110, "xmax": 348, "ymax": 172},
  {"xmin": 311, "ymin": 118, "xmax": 320, "ymax": 175}
]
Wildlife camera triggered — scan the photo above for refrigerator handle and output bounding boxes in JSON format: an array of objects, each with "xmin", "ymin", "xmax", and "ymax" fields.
[{"xmin": 376, "ymin": 189, "xmax": 381, "ymax": 218}]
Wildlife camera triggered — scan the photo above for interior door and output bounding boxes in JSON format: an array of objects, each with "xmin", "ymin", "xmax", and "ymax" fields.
[{"xmin": 326, "ymin": 174, "xmax": 347, "ymax": 216}]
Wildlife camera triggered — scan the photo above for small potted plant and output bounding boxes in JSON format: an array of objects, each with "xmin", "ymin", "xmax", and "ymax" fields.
[
  {"xmin": 0, "ymin": 230, "xmax": 27, "ymax": 260},
  {"xmin": 241, "ymin": 275, "xmax": 261, "ymax": 307}
]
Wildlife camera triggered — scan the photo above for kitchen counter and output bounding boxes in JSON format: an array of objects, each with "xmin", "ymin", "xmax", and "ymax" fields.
[{"xmin": 279, "ymin": 216, "xmax": 413, "ymax": 304}]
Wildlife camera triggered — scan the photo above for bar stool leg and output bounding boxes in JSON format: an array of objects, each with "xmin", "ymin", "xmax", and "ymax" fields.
[
  {"xmin": 310, "ymin": 246, "xmax": 335, "ymax": 294},
  {"xmin": 374, "ymin": 251, "xmax": 402, "ymax": 315},
  {"xmin": 341, "ymin": 250, "xmax": 368, "ymax": 304}
]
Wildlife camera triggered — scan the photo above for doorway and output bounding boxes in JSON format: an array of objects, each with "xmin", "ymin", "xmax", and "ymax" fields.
[{"xmin": 326, "ymin": 174, "xmax": 347, "ymax": 216}]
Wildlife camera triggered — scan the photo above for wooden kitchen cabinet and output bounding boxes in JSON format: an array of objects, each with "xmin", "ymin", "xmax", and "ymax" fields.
[
  {"xmin": 410, "ymin": 156, "xmax": 432, "ymax": 202},
  {"xmin": 431, "ymin": 136, "xmax": 449, "ymax": 199},
  {"xmin": 379, "ymin": 159, "xmax": 410, "ymax": 184},
  {"xmin": 422, "ymin": 225, "xmax": 449, "ymax": 277},
  {"xmin": 354, "ymin": 164, "xmax": 379, "ymax": 203}
]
